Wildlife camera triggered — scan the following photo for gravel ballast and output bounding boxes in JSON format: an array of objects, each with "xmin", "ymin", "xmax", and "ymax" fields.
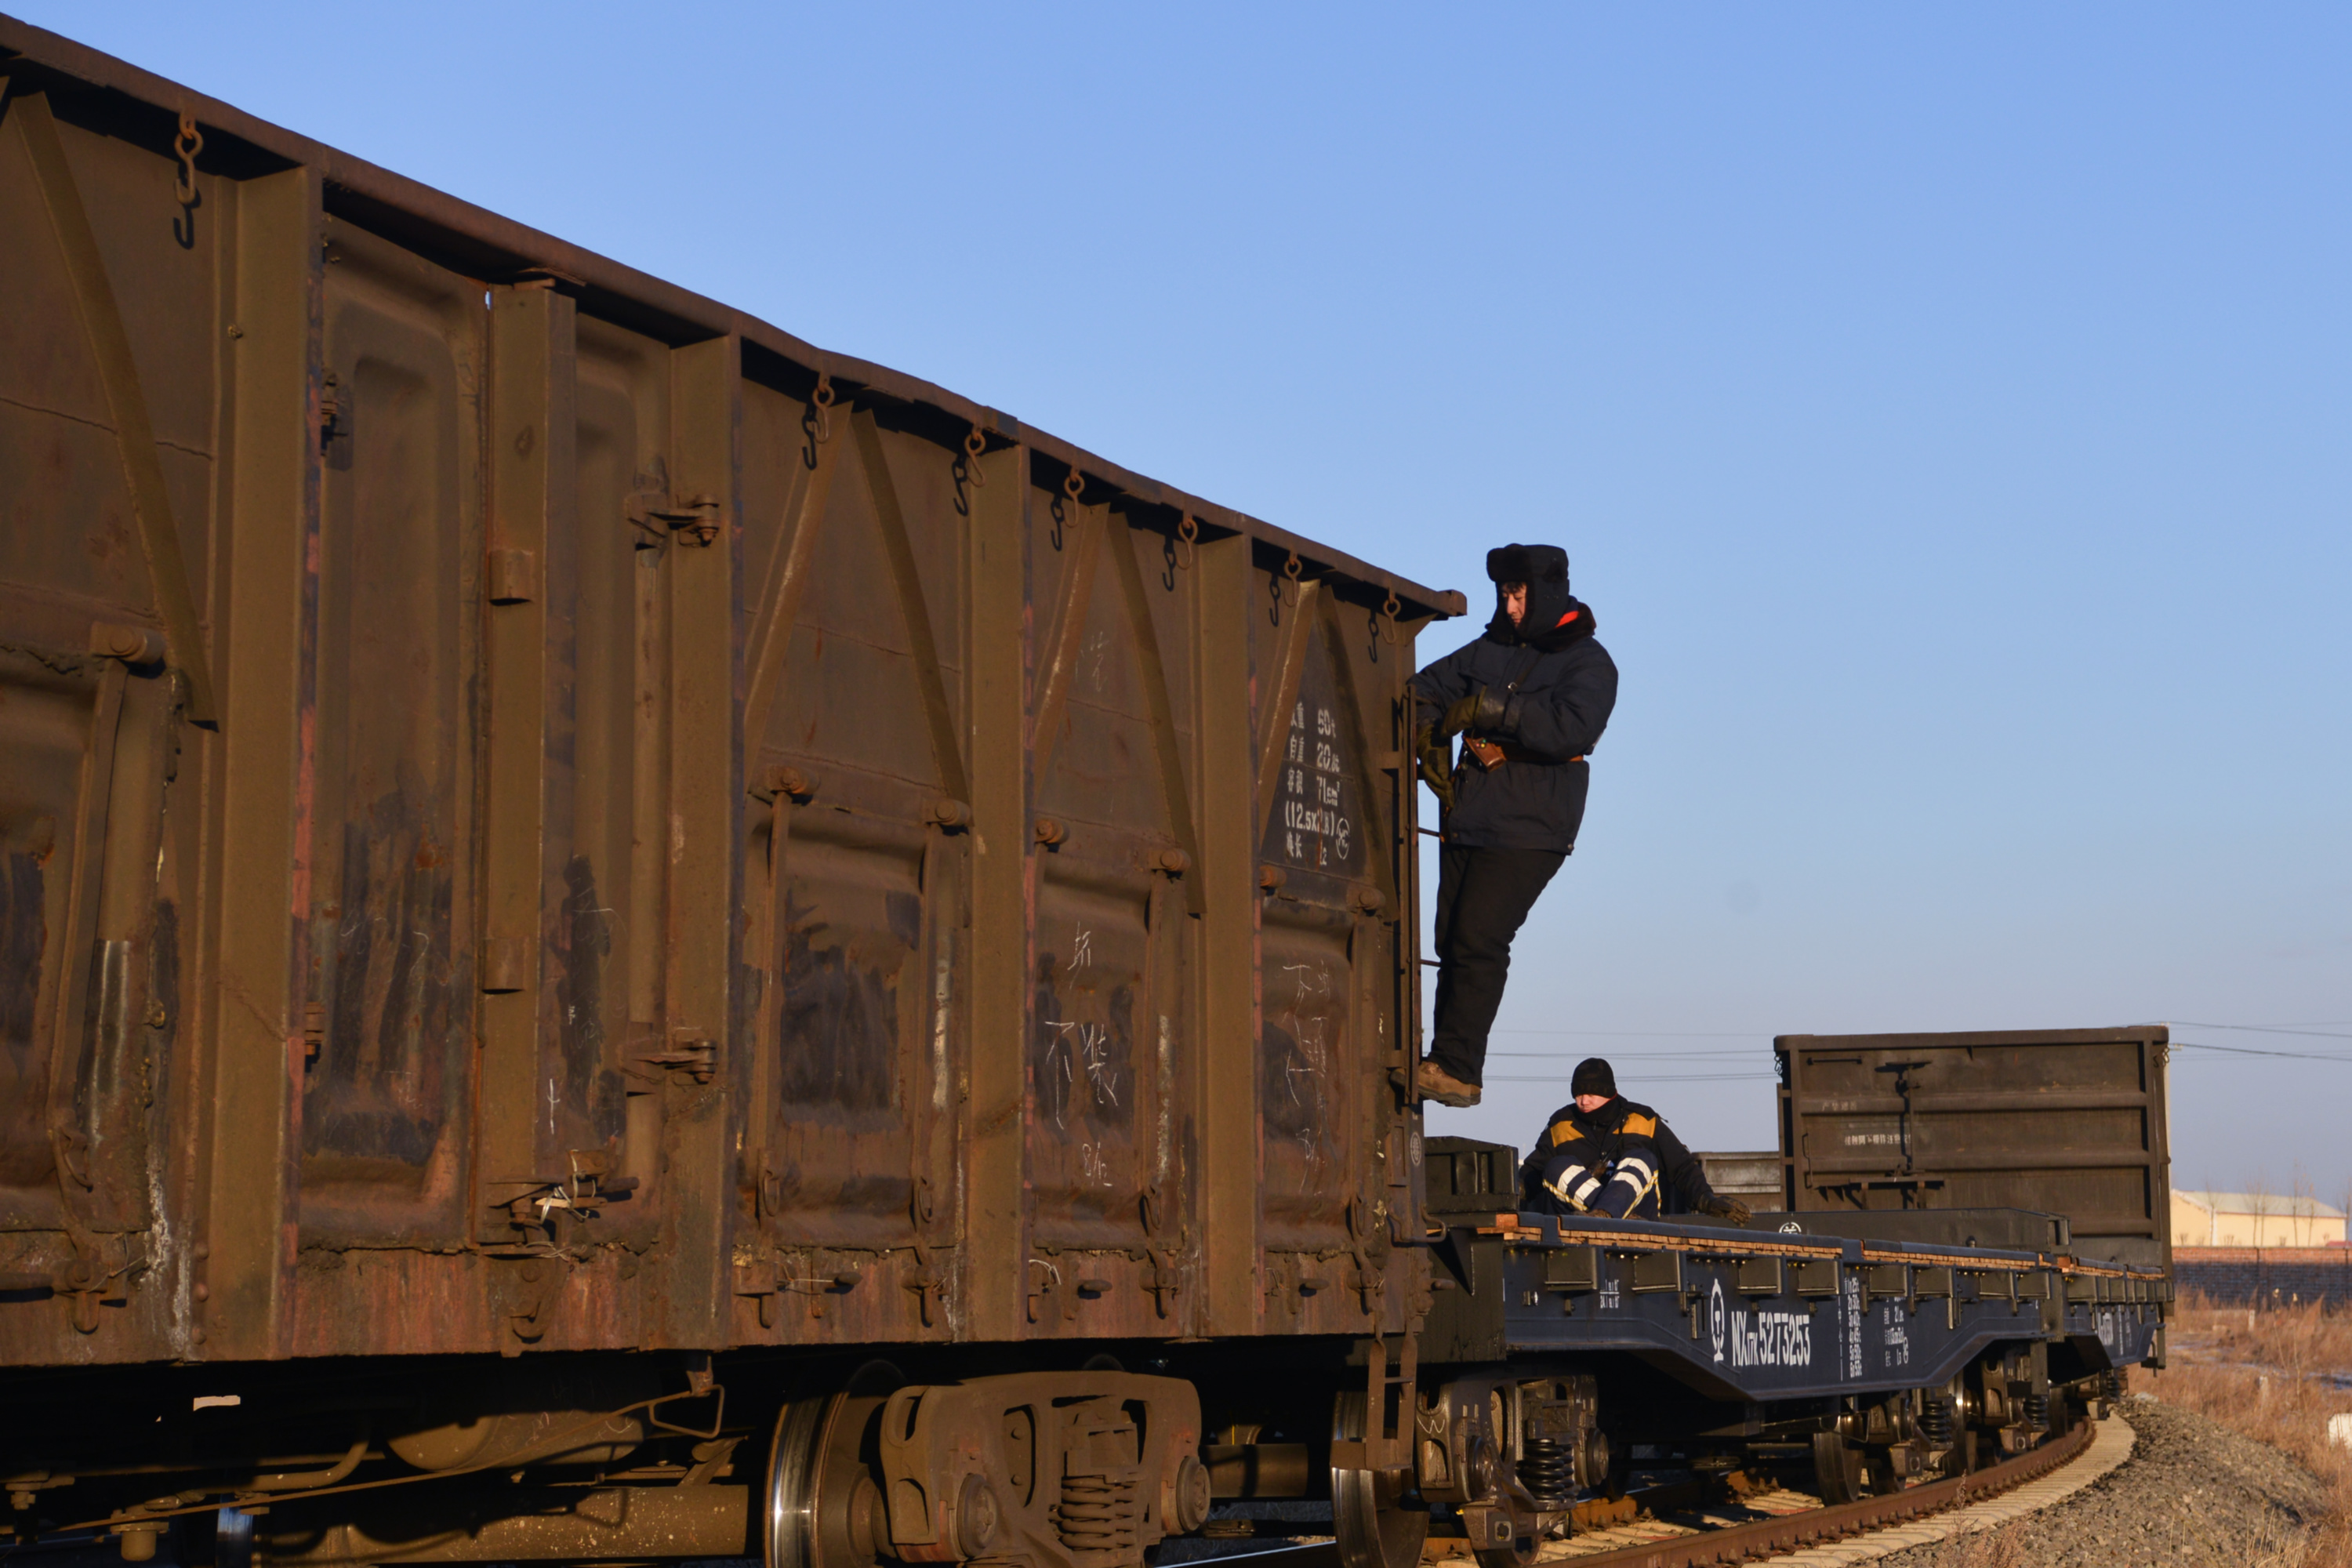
[{"xmin": 1871, "ymin": 1397, "xmax": 2331, "ymax": 1567}]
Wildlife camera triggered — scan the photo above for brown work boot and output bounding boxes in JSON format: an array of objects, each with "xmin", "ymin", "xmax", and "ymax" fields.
[{"xmin": 1414, "ymin": 1059, "xmax": 1482, "ymax": 1108}]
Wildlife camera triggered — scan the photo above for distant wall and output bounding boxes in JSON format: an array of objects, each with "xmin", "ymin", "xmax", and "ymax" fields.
[
  {"xmin": 2169, "ymin": 1194, "xmax": 2348, "ymax": 1248},
  {"xmin": 1695, "ymin": 1152, "xmax": 1785, "ymax": 1214},
  {"xmin": 2174, "ymin": 1246, "xmax": 2352, "ymax": 1308}
]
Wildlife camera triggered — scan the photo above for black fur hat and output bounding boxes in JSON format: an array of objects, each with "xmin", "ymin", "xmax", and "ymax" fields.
[
  {"xmin": 1486, "ymin": 543, "xmax": 1574, "ymax": 641},
  {"xmin": 1570, "ymin": 1057, "xmax": 1617, "ymax": 1099},
  {"xmin": 1486, "ymin": 543, "xmax": 1569, "ymax": 588}
]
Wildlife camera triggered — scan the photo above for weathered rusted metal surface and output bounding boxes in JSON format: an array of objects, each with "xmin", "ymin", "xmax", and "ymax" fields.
[
  {"xmin": 0, "ymin": 18, "xmax": 1460, "ymax": 1368},
  {"xmin": 252, "ymin": 1483, "xmax": 753, "ymax": 1563},
  {"xmin": 1776, "ymin": 1025, "xmax": 2173, "ymax": 1272}
]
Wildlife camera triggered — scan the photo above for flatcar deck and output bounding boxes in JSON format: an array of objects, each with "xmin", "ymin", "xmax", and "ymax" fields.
[{"xmin": 1422, "ymin": 1210, "xmax": 2167, "ymax": 1403}]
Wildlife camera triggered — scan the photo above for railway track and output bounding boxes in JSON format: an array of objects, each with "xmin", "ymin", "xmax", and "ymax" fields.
[{"xmin": 1210, "ymin": 1412, "xmax": 2123, "ymax": 1568}]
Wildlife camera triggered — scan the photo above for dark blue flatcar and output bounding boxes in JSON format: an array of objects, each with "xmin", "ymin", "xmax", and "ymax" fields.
[{"xmin": 1381, "ymin": 1138, "xmax": 2168, "ymax": 1566}]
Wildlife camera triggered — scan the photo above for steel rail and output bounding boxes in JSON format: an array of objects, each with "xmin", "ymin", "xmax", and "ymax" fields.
[
  {"xmin": 1196, "ymin": 1415, "xmax": 2100, "ymax": 1568},
  {"xmin": 1551, "ymin": 1416, "xmax": 2097, "ymax": 1568}
]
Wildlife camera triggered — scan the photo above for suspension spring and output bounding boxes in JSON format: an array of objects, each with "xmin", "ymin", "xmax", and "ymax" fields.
[
  {"xmin": 1917, "ymin": 1399, "xmax": 1954, "ymax": 1445},
  {"xmin": 1054, "ymin": 1470, "xmax": 1142, "ymax": 1551},
  {"xmin": 2023, "ymin": 1392, "xmax": 2049, "ymax": 1430},
  {"xmin": 1517, "ymin": 1436, "xmax": 1577, "ymax": 1508}
]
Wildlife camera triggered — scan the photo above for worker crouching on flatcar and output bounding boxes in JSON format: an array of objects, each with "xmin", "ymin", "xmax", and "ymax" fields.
[{"xmin": 1523, "ymin": 1058, "xmax": 1752, "ymax": 1225}]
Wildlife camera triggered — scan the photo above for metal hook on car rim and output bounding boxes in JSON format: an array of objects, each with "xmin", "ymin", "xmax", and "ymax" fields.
[
  {"xmin": 807, "ymin": 372, "xmax": 835, "ymax": 444},
  {"xmin": 173, "ymin": 111, "xmax": 203, "ymax": 206}
]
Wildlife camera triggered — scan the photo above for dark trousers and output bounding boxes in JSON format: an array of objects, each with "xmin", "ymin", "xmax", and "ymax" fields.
[{"xmin": 1426, "ymin": 845, "xmax": 1566, "ymax": 1086}]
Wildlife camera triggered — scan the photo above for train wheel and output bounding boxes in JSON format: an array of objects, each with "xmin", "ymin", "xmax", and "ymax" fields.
[
  {"xmin": 1331, "ymin": 1389, "xmax": 1429, "ymax": 1568},
  {"xmin": 767, "ymin": 1364, "xmax": 902, "ymax": 1568},
  {"xmin": 1809, "ymin": 1431, "xmax": 1864, "ymax": 1505}
]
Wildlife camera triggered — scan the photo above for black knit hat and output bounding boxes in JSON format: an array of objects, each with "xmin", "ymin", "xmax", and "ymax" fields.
[{"xmin": 1570, "ymin": 1058, "xmax": 1617, "ymax": 1099}]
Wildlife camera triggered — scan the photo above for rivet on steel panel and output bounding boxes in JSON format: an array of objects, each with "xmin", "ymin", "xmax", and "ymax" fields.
[
  {"xmin": 1033, "ymin": 816, "xmax": 1068, "ymax": 847},
  {"xmin": 927, "ymin": 797, "xmax": 973, "ymax": 831},
  {"xmin": 761, "ymin": 764, "xmax": 813, "ymax": 802},
  {"xmin": 1150, "ymin": 847, "xmax": 1189, "ymax": 877},
  {"xmin": 88, "ymin": 622, "xmax": 165, "ymax": 663},
  {"xmin": 1258, "ymin": 864, "xmax": 1287, "ymax": 892},
  {"xmin": 670, "ymin": 493, "xmax": 723, "ymax": 546}
]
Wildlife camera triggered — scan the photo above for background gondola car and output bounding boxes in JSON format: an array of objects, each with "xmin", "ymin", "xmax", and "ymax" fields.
[{"xmin": 1773, "ymin": 1025, "xmax": 2173, "ymax": 1272}]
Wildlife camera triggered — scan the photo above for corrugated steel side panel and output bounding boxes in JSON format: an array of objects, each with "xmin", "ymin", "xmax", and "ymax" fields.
[
  {"xmin": 1773, "ymin": 1025, "xmax": 2172, "ymax": 1272},
  {"xmin": 0, "ymin": 26, "xmax": 1452, "ymax": 1367}
]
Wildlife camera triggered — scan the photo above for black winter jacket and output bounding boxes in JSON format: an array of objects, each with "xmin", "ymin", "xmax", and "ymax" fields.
[
  {"xmin": 1518, "ymin": 1098, "xmax": 1718, "ymax": 1222},
  {"xmin": 1408, "ymin": 600, "xmax": 1618, "ymax": 853}
]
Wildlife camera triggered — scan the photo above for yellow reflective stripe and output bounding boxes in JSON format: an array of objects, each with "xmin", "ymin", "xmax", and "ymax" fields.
[
  {"xmin": 1622, "ymin": 1113, "xmax": 1658, "ymax": 1138},
  {"xmin": 1550, "ymin": 1121, "xmax": 1585, "ymax": 1145}
]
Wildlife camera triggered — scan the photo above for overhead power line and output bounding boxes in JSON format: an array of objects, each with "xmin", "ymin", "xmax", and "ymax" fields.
[
  {"xmin": 1483, "ymin": 1072, "xmax": 1779, "ymax": 1083},
  {"xmin": 1486, "ymin": 1029, "xmax": 1763, "ymax": 1039},
  {"xmin": 1484, "ymin": 1049, "xmax": 1760, "ymax": 1060},
  {"xmin": 1457, "ymin": 1025, "xmax": 2352, "ymax": 1066},
  {"xmin": 2169, "ymin": 1039, "xmax": 2352, "ymax": 1064}
]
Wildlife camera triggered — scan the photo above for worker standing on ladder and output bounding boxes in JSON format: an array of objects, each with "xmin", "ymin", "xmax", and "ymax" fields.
[{"xmin": 1407, "ymin": 543, "xmax": 1617, "ymax": 1109}]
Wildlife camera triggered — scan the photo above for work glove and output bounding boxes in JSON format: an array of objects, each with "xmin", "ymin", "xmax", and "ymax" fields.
[
  {"xmin": 1697, "ymin": 1195, "xmax": 1752, "ymax": 1227},
  {"xmin": 1439, "ymin": 687, "xmax": 1509, "ymax": 739},
  {"xmin": 1414, "ymin": 723, "xmax": 1455, "ymax": 814}
]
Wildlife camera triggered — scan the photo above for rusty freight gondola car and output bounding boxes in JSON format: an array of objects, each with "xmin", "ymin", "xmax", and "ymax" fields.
[{"xmin": 0, "ymin": 14, "xmax": 1461, "ymax": 1568}]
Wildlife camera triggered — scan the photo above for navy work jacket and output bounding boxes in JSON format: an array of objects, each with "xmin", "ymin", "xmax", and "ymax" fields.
[{"xmin": 1409, "ymin": 604, "xmax": 1618, "ymax": 854}]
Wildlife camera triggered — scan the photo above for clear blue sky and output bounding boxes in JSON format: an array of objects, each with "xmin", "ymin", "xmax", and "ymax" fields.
[{"xmin": 28, "ymin": 3, "xmax": 2348, "ymax": 1207}]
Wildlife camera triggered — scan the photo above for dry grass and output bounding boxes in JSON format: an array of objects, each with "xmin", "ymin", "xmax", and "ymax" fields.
[{"xmin": 2137, "ymin": 1291, "xmax": 2352, "ymax": 1566}]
